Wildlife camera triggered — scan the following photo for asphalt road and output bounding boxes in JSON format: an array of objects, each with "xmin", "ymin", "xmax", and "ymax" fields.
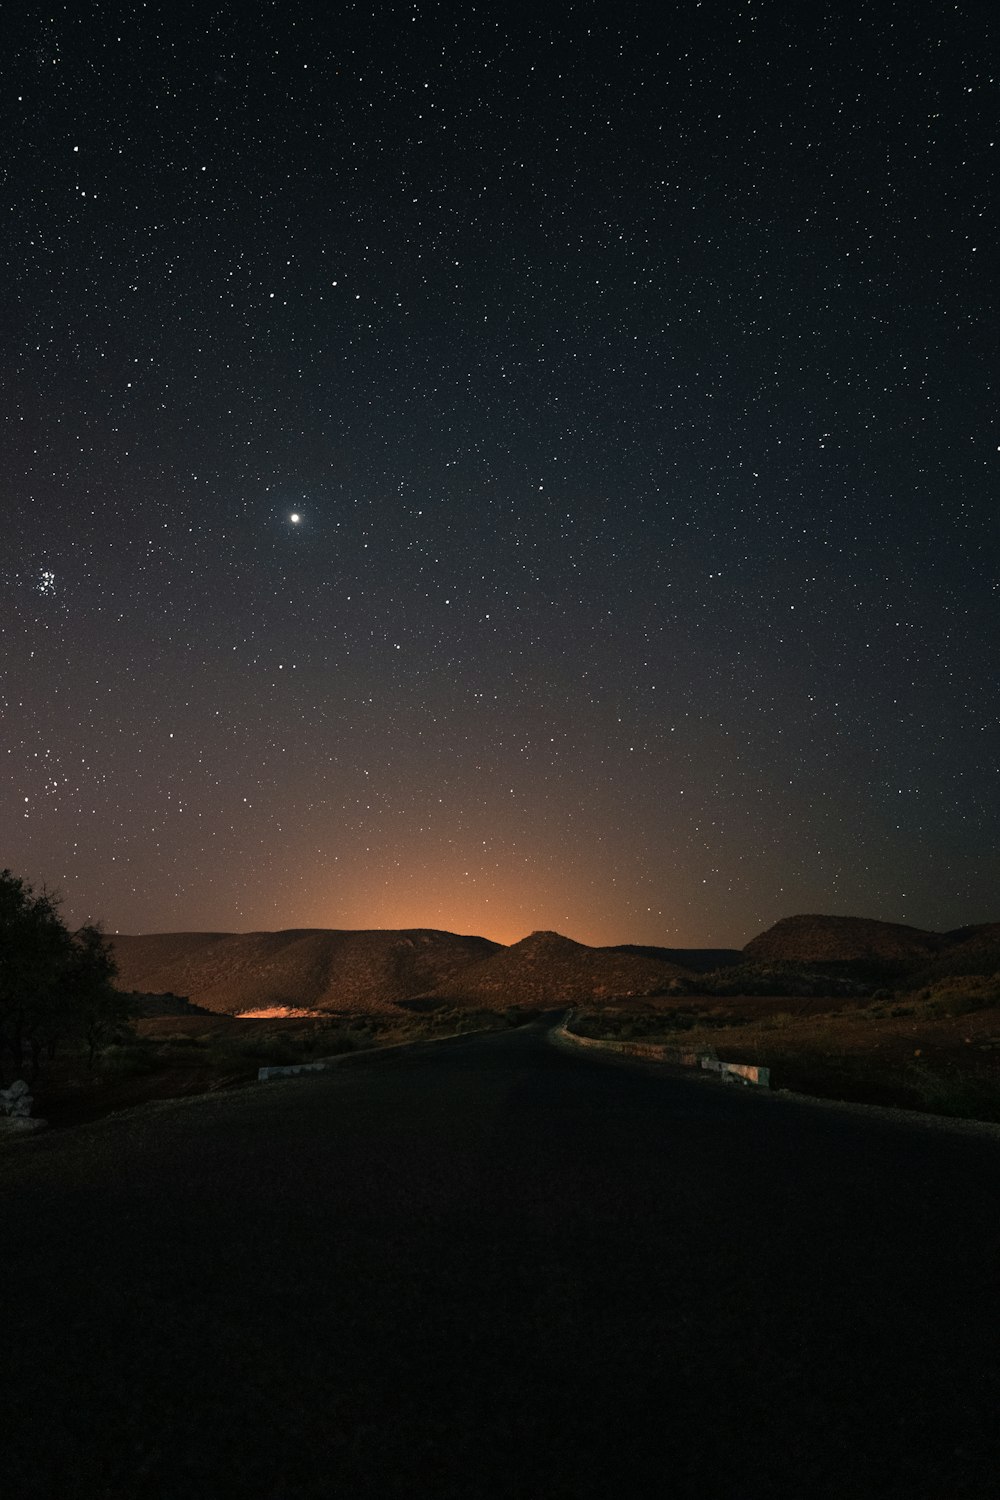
[{"xmin": 4, "ymin": 1023, "xmax": 1000, "ymax": 1500}]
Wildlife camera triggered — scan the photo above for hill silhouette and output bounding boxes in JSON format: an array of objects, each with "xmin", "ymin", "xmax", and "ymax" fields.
[
  {"xmin": 110, "ymin": 928, "xmax": 500, "ymax": 1015},
  {"xmin": 112, "ymin": 928, "xmax": 695, "ymax": 1014},
  {"xmin": 922, "ymin": 922, "xmax": 1000, "ymax": 980},
  {"xmin": 419, "ymin": 930, "xmax": 694, "ymax": 1008},
  {"xmin": 110, "ymin": 915, "xmax": 1000, "ymax": 1017},
  {"xmin": 607, "ymin": 943, "xmax": 743, "ymax": 973},
  {"xmin": 743, "ymin": 914, "xmax": 1000, "ymax": 978},
  {"xmin": 743, "ymin": 915, "xmax": 939, "ymax": 964}
]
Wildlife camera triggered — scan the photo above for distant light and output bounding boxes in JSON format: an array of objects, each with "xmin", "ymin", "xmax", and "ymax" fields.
[{"xmin": 290, "ymin": 513, "xmax": 301, "ymax": 524}]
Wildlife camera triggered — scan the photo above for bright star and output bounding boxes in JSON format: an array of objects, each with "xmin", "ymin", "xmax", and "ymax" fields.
[{"xmin": 290, "ymin": 513, "xmax": 301, "ymax": 524}]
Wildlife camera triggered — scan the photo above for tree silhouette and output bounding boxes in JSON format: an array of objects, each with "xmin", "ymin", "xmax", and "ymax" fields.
[{"xmin": 0, "ymin": 870, "xmax": 132, "ymax": 1082}]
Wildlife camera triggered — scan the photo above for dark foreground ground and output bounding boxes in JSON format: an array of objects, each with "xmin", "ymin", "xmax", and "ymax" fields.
[{"xmin": 3, "ymin": 1024, "xmax": 1000, "ymax": 1499}]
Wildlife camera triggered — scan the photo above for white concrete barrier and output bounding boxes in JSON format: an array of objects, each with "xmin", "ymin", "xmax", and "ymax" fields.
[
  {"xmin": 700, "ymin": 1057, "xmax": 770, "ymax": 1087},
  {"xmin": 257, "ymin": 1023, "xmax": 507, "ymax": 1082},
  {"xmin": 258, "ymin": 1060, "xmax": 332, "ymax": 1081},
  {"xmin": 555, "ymin": 1018, "xmax": 770, "ymax": 1087}
]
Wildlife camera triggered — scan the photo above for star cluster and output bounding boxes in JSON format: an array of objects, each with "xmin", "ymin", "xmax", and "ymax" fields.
[{"xmin": 3, "ymin": 3, "xmax": 997, "ymax": 945}]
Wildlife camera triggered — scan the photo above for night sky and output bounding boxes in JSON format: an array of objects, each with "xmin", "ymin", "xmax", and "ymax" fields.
[{"xmin": 4, "ymin": 3, "xmax": 997, "ymax": 947}]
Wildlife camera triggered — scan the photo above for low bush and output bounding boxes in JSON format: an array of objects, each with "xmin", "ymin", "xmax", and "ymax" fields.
[
  {"xmin": 316, "ymin": 1032, "xmax": 358, "ymax": 1056},
  {"xmin": 902, "ymin": 1062, "xmax": 1000, "ymax": 1121},
  {"xmin": 99, "ymin": 1044, "xmax": 162, "ymax": 1077},
  {"xmin": 504, "ymin": 1006, "xmax": 542, "ymax": 1026},
  {"xmin": 702, "ymin": 961, "xmax": 877, "ymax": 998},
  {"xmin": 919, "ymin": 978, "xmax": 1000, "ymax": 1018}
]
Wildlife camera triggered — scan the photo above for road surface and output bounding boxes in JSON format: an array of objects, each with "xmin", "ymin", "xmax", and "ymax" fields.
[{"xmin": 3, "ymin": 1023, "xmax": 1000, "ymax": 1499}]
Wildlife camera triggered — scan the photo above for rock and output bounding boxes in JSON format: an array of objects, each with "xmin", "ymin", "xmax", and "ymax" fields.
[{"xmin": 1, "ymin": 1079, "xmax": 34, "ymax": 1118}]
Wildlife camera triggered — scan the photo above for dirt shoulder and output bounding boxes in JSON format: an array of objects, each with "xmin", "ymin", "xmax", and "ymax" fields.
[
  {"xmin": 570, "ymin": 988, "xmax": 1000, "ymax": 1121},
  {"xmin": 16, "ymin": 1006, "xmax": 528, "ymax": 1130}
]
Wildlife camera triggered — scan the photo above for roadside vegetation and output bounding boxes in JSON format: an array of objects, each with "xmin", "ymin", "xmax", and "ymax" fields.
[
  {"xmin": 571, "ymin": 975, "xmax": 1000, "ymax": 1121},
  {"xmin": 0, "ymin": 863, "xmax": 546, "ymax": 1130},
  {"xmin": 24, "ymin": 1004, "xmax": 544, "ymax": 1129},
  {"xmin": 0, "ymin": 869, "xmax": 134, "ymax": 1086}
]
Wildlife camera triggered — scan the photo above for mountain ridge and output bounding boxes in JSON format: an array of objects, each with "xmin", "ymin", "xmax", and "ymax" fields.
[
  {"xmin": 742, "ymin": 913, "xmax": 1000, "ymax": 966},
  {"xmin": 110, "ymin": 914, "xmax": 1000, "ymax": 1015},
  {"xmin": 110, "ymin": 928, "xmax": 501, "ymax": 1015},
  {"xmin": 417, "ymin": 929, "xmax": 695, "ymax": 1008}
]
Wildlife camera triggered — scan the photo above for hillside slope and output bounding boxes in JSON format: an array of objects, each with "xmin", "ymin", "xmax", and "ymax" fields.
[
  {"xmin": 110, "ymin": 928, "xmax": 501, "ymax": 1015},
  {"xmin": 926, "ymin": 923, "xmax": 1000, "ymax": 979},
  {"xmin": 743, "ymin": 914, "xmax": 1000, "ymax": 976},
  {"xmin": 743, "ymin": 915, "xmax": 940, "ymax": 964},
  {"xmin": 608, "ymin": 943, "xmax": 743, "ymax": 973},
  {"xmin": 422, "ymin": 930, "xmax": 694, "ymax": 1007}
]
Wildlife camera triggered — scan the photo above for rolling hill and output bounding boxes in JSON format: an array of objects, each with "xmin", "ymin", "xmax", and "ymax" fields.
[
  {"xmin": 607, "ymin": 943, "xmax": 743, "ymax": 973},
  {"xmin": 110, "ymin": 928, "xmax": 501, "ymax": 1015},
  {"xmin": 742, "ymin": 914, "xmax": 1000, "ymax": 976},
  {"xmin": 418, "ymin": 930, "xmax": 695, "ymax": 1008},
  {"xmin": 110, "ymin": 914, "xmax": 1000, "ymax": 1018},
  {"xmin": 742, "ymin": 915, "xmax": 940, "ymax": 964}
]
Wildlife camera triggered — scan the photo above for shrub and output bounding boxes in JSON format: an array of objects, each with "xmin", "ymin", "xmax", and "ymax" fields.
[
  {"xmin": 99, "ymin": 1044, "xmax": 161, "ymax": 1078},
  {"xmin": 916, "ymin": 977, "xmax": 1000, "ymax": 1019},
  {"xmin": 0, "ymin": 869, "xmax": 135, "ymax": 1078},
  {"xmin": 903, "ymin": 1062, "xmax": 1000, "ymax": 1122}
]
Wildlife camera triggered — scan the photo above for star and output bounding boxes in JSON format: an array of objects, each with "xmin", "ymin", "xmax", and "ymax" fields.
[{"xmin": 289, "ymin": 513, "xmax": 301, "ymax": 524}]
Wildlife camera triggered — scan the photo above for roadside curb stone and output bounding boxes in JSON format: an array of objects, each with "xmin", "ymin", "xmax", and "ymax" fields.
[
  {"xmin": 553, "ymin": 1015, "xmax": 770, "ymax": 1088},
  {"xmin": 257, "ymin": 1023, "xmax": 506, "ymax": 1082}
]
